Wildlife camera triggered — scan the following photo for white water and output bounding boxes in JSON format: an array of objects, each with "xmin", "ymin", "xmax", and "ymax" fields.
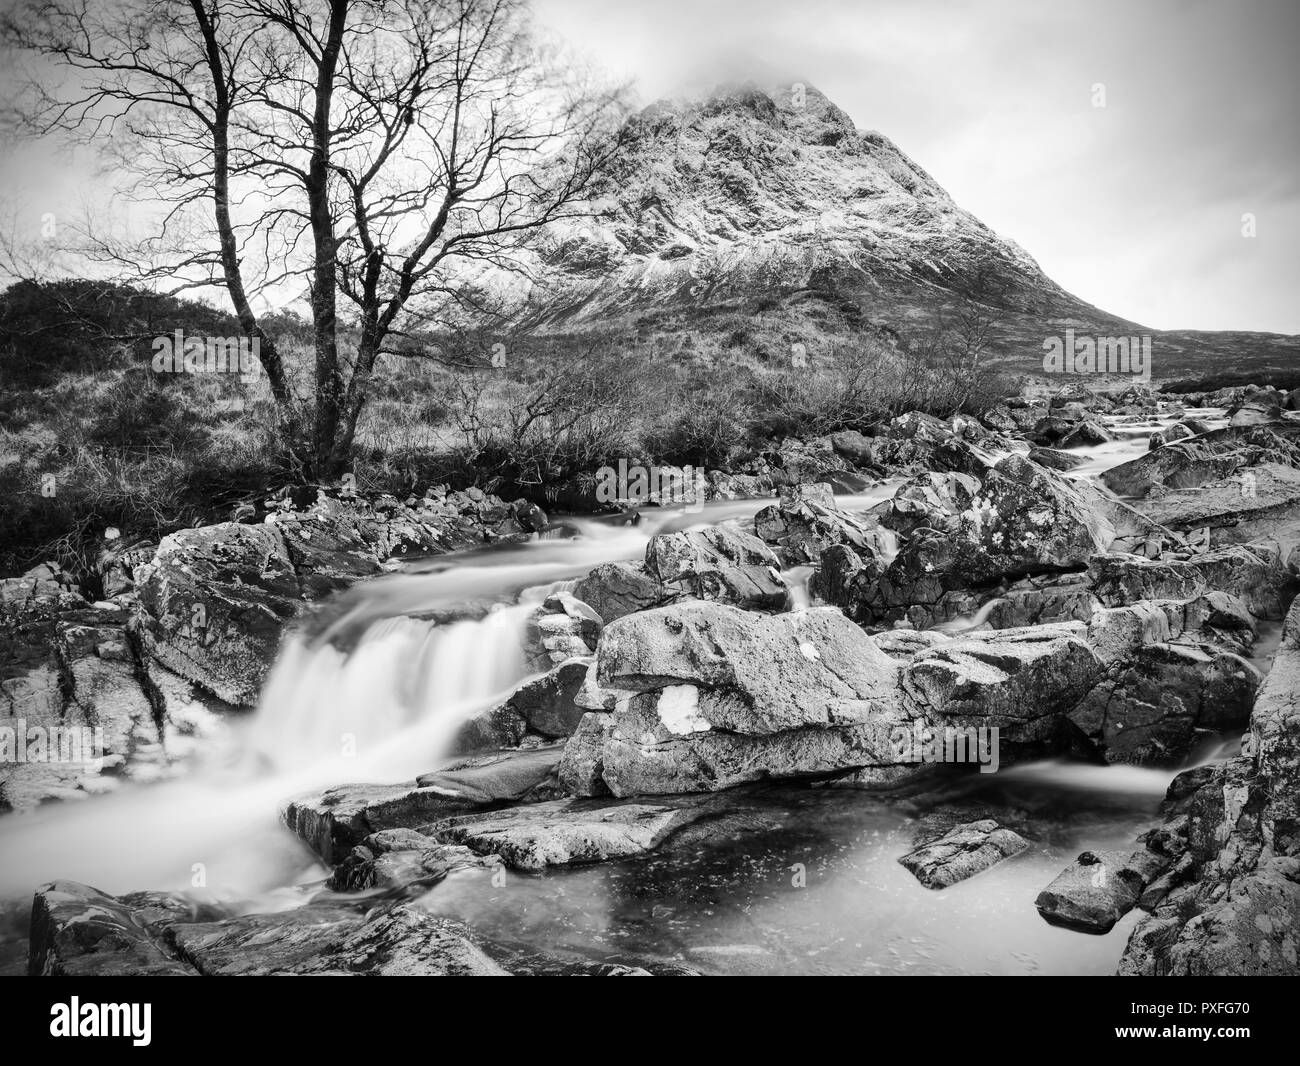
[
  {"xmin": 0, "ymin": 410, "xmax": 1225, "ymax": 909},
  {"xmin": 0, "ymin": 487, "xmax": 900, "ymax": 903}
]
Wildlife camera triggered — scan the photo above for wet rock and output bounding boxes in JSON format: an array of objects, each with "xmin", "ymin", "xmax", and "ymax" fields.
[
  {"xmin": 807, "ymin": 543, "xmax": 885, "ymax": 623},
  {"xmin": 272, "ymin": 510, "xmax": 387, "ymax": 596},
  {"xmin": 523, "ymin": 592, "xmax": 602, "ymax": 671},
  {"xmin": 32, "ymin": 878, "xmax": 674, "ymax": 976},
  {"xmin": 560, "ymin": 602, "xmax": 915, "ymax": 795},
  {"xmin": 1149, "ymin": 423, "xmax": 1194, "ymax": 449},
  {"xmin": 898, "ymin": 819, "xmax": 1030, "ymax": 889},
  {"xmin": 284, "ymin": 745, "xmax": 564, "ymax": 862},
  {"xmin": 1035, "ymin": 851, "xmax": 1146, "ymax": 933},
  {"xmin": 900, "ymin": 623, "xmax": 1102, "ymax": 745},
  {"xmin": 134, "ymin": 491, "xmax": 543, "ymax": 705},
  {"xmin": 329, "ymin": 838, "xmax": 493, "ymax": 892},
  {"xmin": 1088, "ymin": 543, "xmax": 1289, "ymax": 619},
  {"xmin": 29, "ymin": 881, "xmax": 203, "ymax": 976},
  {"xmin": 1029, "ymin": 447, "xmax": 1086, "ymax": 471},
  {"xmin": 1067, "ymin": 643, "xmax": 1262, "ymax": 764},
  {"xmin": 134, "ymin": 523, "xmax": 300, "ymax": 705},
  {"xmin": 460, "ymin": 658, "xmax": 592, "ymax": 750},
  {"xmin": 573, "ymin": 562, "xmax": 670, "ymax": 623},
  {"xmin": 432, "ymin": 795, "xmax": 714, "ymax": 870},
  {"xmin": 167, "ymin": 902, "xmax": 509, "ymax": 976},
  {"xmin": 862, "ymin": 455, "xmax": 1115, "ymax": 622},
  {"xmin": 0, "ymin": 586, "xmax": 222, "ymax": 811},
  {"xmin": 1059, "ymin": 420, "xmax": 1113, "ymax": 448},
  {"xmin": 644, "ymin": 526, "xmax": 787, "ymax": 611},
  {"xmin": 1101, "ymin": 423, "xmax": 1300, "ymax": 498},
  {"xmin": 1119, "ymin": 596, "xmax": 1300, "ymax": 974},
  {"xmin": 754, "ymin": 483, "xmax": 893, "ymax": 565}
]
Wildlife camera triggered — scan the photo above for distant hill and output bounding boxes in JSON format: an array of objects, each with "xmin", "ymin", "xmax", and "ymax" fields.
[{"xmin": 482, "ymin": 81, "xmax": 1297, "ymax": 385}]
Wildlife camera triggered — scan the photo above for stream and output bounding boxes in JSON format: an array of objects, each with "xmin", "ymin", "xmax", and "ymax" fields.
[{"xmin": 1, "ymin": 404, "xmax": 1269, "ymax": 975}]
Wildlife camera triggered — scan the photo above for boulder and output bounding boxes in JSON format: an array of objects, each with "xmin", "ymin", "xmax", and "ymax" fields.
[
  {"xmin": 753, "ymin": 483, "xmax": 893, "ymax": 565},
  {"xmin": 572, "ymin": 562, "xmax": 669, "ymax": 623},
  {"xmin": 644, "ymin": 526, "xmax": 787, "ymax": 611},
  {"xmin": 1088, "ymin": 543, "xmax": 1290, "ymax": 619},
  {"xmin": 29, "ymin": 881, "xmax": 203, "ymax": 976},
  {"xmin": 1029, "ymin": 447, "xmax": 1086, "ymax": 471},
  {"xmin": 1125, "ymin": 463, "xmax": 1300, "ymax": 555},
  {"xmin": 559, "ymin": 602, "xmax": 915, "ymax": 796},
  {"xmin": 899, "ymin": 623, "xmax": 1102, "ymax": 745},
  {"xmin": 329, "ymin": 837, "xmax": 493, "ymax": 893},
  {"xmin": 1149, "ymin": 423, "xmax": 1194, "ymax": 450},
  {"xmin": 1119, "ymin": 596, "xmax": 1300, "ymax": 974},
  {"xmin": 29, "ymin": 878, "xmax": 680, "ymax": 976},
  {"xmin": 1101, "ymin": 423, "xmax": 1300, "ymax": 498},
  {"xmin": 523, "ymin": 592, "xmax": 601, "ymax": 671},
  {"xmin": 828, "ymin": 429, "xmax": 876, "ymax": 465},
  {"xmin": 1067, "ymin": 643, "xmax": 1262, "ymax": 764},
  {"xmin": 0, "ymin": 584, "xmax": 223, "ymax": 811},
  {"xmin": 134, "ymin": 523, "xmax": 300, "ymax": 705},
  {"xmin": 458, "ymin": 657, "xmax": 591, "ymax": 750},
  {"xmin": 167, "ymin": 903, "xmax": 509, "ymax": 975},
  {"xmin": 1036, "ymin": 851, "xmax": 1150, "ymax": 933},
  {"xmin": 807, "ymin": 543, "xmax": 885, "ymax": 623},
  {"xmin": 1059, "ymin": 420, "xmax": 1113, "ymax": 448},
  {"xmin": 898, "ymin": 819, "xmax": 1030, "ymax": 889},
  {"xmin": 863, "ymin": 456, "xmax": 1115, "ymax": 622}
]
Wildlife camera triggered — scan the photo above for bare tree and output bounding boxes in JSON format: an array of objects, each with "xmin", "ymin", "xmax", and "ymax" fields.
[{"xmin": 2, "ymin": 0, "xmax": 625, "ymax": 476}]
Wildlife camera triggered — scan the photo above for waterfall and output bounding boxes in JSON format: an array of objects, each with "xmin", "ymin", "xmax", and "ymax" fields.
[{"xmin": 250, "ymin": 605, "xmax": 533, "ymax": 779}]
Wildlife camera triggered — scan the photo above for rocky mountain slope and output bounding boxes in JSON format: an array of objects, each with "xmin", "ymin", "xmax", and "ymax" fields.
[{"xmin": 498, "ymin": 82, "xmax": 1297, "ymax": 382}]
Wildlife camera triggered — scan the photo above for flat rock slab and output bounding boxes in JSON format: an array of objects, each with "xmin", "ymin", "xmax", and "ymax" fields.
[
  {"xmin": 429, "ymin": 795, "xmax": 719, "ymax": 870},
  {"xmin": 898, "ymin": 819, "xmax": 1030, "ymax": 889},
  {"xmin": 284, "ymin": 745, "xmax": 564, "ymax": 863},
  {"xmin": 167, "ymin": 903, "xmax": 509, "ymax": 976},
  {"xmin": 414, "ymin": 744, "xmax": 564, "ymax": 799}
]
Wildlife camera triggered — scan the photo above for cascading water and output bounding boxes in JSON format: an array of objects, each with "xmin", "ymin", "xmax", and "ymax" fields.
[
  {"xmin": 0, "ymin": 489, "xmax": 902, "ymax": 905},
  {"xmin": 249, "ymin": 606, "xmax": 533, "ymax": 778},
  {"xmin": 1, "ymin": 411, "xmax": 1264, "ymax": 973}
]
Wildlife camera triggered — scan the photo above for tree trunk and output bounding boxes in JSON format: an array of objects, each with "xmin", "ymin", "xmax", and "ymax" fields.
[{"xmin": 305, "ymin": 0, "xmax": 350, "ymax": 480}]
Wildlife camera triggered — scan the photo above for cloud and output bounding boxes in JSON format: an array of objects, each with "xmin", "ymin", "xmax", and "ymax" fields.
[{"xmin": 536, "ymin": 0, "xmax": 1300, "ymax": 333}]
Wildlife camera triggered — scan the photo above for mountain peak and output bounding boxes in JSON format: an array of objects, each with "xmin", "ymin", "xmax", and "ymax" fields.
[
  {"xmin": 637, "ymin": 78, "xmax": 861, "ymax": 151},
  {"xmin": 479, "ymin": 77, "xmax": 1095, "ymax": 350}
]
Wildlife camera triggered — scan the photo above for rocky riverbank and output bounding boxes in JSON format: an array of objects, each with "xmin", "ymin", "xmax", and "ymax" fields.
[{"xmin": 7, "ymin": 381, "xmax": 1300, "ymax": 975}]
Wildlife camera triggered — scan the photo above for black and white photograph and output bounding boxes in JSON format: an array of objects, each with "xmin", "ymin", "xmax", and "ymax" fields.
[{"xmin": 0, "ymin": 0, "xmax": 1296, "ymax": 1015}]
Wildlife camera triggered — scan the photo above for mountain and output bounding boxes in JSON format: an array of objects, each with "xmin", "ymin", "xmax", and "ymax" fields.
[{"xmin": 500, "ymin": 81, "xmax": 1298, "ymax": 383}]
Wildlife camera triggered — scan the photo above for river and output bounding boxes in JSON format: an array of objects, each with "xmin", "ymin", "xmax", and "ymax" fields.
[{"xmin": 2, "ymin": 404, "xmax": 1267, "ymax": 975}]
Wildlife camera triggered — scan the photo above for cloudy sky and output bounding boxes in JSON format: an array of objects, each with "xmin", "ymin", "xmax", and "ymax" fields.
[
  {"xmin": 537, "ymin": 0, "xmax": 1300, "ymax": 334},
  {"xmin": 2, "ymin": 0, "xmax": 1296, "ymax": 334}
]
